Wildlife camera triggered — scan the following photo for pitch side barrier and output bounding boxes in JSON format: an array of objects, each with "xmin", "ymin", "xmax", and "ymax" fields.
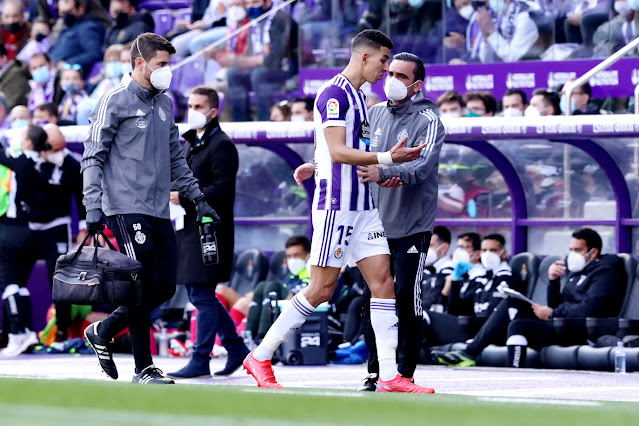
[{"xmin": 53, "ymin": 114, "xmax": 639, "ymax": 255}]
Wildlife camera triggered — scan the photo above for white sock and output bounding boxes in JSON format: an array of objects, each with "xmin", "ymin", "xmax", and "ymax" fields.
[
  {"xmin": 253, "ymin": 293, "xmax": 314, "ymax": 361},
  {"xmin": 370, "ymin": 298, "xmax": 399, "ymax": 381}
]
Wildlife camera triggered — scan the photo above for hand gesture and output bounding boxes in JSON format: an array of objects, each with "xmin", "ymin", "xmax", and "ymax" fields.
[
  {"xmin": 293, "ymin": 163, "xmax": 315, "ymax": 186},
  {"xmin": 476, "ymin": 7, "xmax": 496, "ymax": 36},
  {"xmin": 356, "ymin": 165, "xmax": 380, "ymax": 183},
  {"xmin": 532, "ymin": 304, "xmax": 553, "ymax": 321},
  {"xmin": 548, "ymin": 260, "xmax": 566, "ymax": 280},
  {"xmin": 389, "ymin": 136, "xmax": 426, "ymax": 163},
  {"xmin": 444, "ymin": 32, "xmax": 466, "ymax": 50},
  {"xmin": 378, "ymin": 177, "xmax": 402, "ymax": 188}
]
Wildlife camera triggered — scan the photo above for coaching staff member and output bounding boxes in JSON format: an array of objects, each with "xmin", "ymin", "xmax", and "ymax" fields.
[
  {"xmin": 81, "ymin": 33, "xmax": 219, "ymax": 385},
  {"xmin": 167, "ymin": 86, "xmax": 249, "ymax": 379}
]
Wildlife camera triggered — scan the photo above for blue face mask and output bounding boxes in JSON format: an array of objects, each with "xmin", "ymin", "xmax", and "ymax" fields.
[
  {"xmin": 32, "ymin": 65, "xmax": 51, "ymax": 84},
  {"xmin": 63, "ymin": 83, "xmax": 79, "ymax": 93},
  {"xmin": 408, "ymin": 0, "xmax": 426, "ymax": 7},
  {"xmin": 630, "ymin": 0, "xmax": 639, "ymax": 11},
  {"xmin": 105, "ymin": 61, "xmax": 123, "ymax": 78},
  {"xmin": 121, "ymin": 62, "xmax": 133, "ymax": 75},
  {"xmin": 247, "ymin": 6, "xmax": 265, "ymax": 19},
  {"xmin": 559, "ymin": 95, "xmax": 576, "ymax": 114},
  {"xmin": 11, "ymin": 119, "xmax": 30, "ymax": 129}
]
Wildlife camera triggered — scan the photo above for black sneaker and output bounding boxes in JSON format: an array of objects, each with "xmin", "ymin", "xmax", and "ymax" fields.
[
  {"xmin": 357, "ymin": 373, "xmax": 378, "ymax": 392},
  {"xmin": 133, "ymin": 365, "xmax": 175, "ymax": 384},
  {"xmin": 84, "ymin": 322, "xmax": 118, "ymax": 380}
]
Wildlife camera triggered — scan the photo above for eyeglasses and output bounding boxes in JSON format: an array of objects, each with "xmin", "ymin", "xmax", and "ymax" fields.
[{"xmin": 62, "ymin": 63, "xmax": 82, "ymax": 71}]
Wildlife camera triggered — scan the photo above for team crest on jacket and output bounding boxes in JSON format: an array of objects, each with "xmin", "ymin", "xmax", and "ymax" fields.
[
  {"xmin": 159, "ymin": 107, "xmax": 166, "ymax": 121},
  {"xmin": 136, "ymin": 117, "xmax": 147, "ymax": 128},
  {"xmin": 372, "ymin": 127, "xmax": 381, "ymax": 147},
  {"xmin": 397, "ymin": 128, "xmax": 408, "ymax": 142}
]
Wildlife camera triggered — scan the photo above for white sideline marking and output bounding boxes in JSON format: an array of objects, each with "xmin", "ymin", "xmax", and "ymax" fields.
[
  {"xmin": 450, "ymin": 385, "xmax": 639, "ymax": 397},
  {"xmin": 476, "ymin": 397, "xmax": 602, "ymax": 407},
  {"xmin": 242, "ymin": 388, "xmax": 365, "ymax": 398},
  {"xmin": 425, "ymin": 376, "xmax": 558, "ymax": 383}
]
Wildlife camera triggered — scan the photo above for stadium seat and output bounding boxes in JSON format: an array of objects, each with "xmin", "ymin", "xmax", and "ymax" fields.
[
  {"xmin": 266, "ymin": 250, "xmax": 288, "ymax": 282},
  {"xmin": 509, "ymin": 252, "xmax": 542, "ymax": 298},
  {"xmin": 173, "ymin": 59, "xmax": 205, "ymax": 96},
  {"xmin": 529, "ymin": 255, "xmax": 562, "ymax": 306},
  {"xmin": 229, "ymin": 249, "xmax": 269, "ymax": 296},
  {"xmin": 175, "ymin": 8, "xmax": 192, "ymax": 23},
  {"xmin": 87, "ymin": 61, "xmax": 103, "ymax": 81},
  {"xmin": 577, "ymin": 346, "xmax": 613, "ymax": 371},
  {"xmin": 478, "ymin": 344, "xmax": 541, "ymax": 368},
  {"xmin": 152, "ymin": 10, "xmax": 175, "ymax": 36},
  {"xmin": 541, "ymin": 345, "xmax": 580, "ymax": 370}
]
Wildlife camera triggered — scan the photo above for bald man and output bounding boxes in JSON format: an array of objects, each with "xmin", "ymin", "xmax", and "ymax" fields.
[{"xmin": 27, "ymin": 124, "xmax": 86, "ymax": 341}]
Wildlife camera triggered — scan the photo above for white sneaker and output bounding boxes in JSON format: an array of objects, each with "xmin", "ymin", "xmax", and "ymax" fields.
[{"xmin": 0, "ymin": 331, "xmax": 39, "ymax": 357}]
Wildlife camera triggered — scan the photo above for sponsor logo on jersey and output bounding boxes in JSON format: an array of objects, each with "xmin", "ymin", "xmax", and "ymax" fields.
[
  {"xmin": 368, "ymin": 231, "xmax": 386, "ymax": 240},
  {"xmin": 407, "ymin": 245, "xmax": 418, "ymax": 254},
  {"xmin": 136, "ymin": 109, "xmax": 145, "ymax": 116},
  {"xmin": 326, "ymin": 98, "xmax": 339, "ymax": 118}
]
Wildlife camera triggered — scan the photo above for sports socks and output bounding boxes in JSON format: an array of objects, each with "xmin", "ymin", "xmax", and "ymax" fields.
[
  {"xmin": 370, "ymin": 298, "xmax": 399, "ymax": 381},
  {"xmin": 253, "ymin": 292, "xmax": 314, "ymax": 361}
]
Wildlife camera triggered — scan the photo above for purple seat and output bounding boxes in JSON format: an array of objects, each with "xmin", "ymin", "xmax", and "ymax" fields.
[
  {"xmin": 153, "ymin": 10, "xmax": 175, "ymax": 36},
  {"xmin": 139, "ymin": 0, "xmax": 192, "ymax": 11},
  {"xmin": 174, "ymin": 59, "xmax": 205, "ymax": 94},
  {"xmin": 175, "ymin": 8, "xmax": 192, "ymax": 23},
  {"xmin": 86, "ymin": 61, "xmax": 103, "ymax": 81}
]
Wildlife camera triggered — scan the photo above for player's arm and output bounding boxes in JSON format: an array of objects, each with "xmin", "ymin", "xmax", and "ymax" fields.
[
  {"xmin": 325, "ymin": 126, "xmax": 426, "ymax": 166},
  {"xmin": 377, "ymin": 115, "xmax": 445, "ymax": 185}
]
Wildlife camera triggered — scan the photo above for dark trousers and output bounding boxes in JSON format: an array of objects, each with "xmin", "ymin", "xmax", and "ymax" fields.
[
  {"xmin": 100, "ymin": 214, "xmax": 177, "ymax": 373},
  {"xmin": 227, "ymin": 66, "xmax": 290, "ymax": 121},
  {"xmin": 186, "ymin": 284, "xmax": 243, "ymax": 364},
  {"xmin": 363, "ymin": 232, "xmax": 430, "ymax": 378}
]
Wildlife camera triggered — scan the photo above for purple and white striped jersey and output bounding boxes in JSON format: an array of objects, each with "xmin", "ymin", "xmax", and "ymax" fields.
[{"xmin": 312, "ymin": 74, "xmax": 374, "ymax": 212}]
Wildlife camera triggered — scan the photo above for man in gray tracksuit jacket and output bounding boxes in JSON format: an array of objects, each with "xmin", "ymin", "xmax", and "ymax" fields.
[
  {"xmin": 356, "ymin": 52, "xmax": 445, "ymax": 389},
  {"xmin": 81, "ymin": 33, "xmax": 219, "ymax": 385}
]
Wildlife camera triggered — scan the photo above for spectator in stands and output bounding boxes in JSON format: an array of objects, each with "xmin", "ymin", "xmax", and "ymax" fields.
[
  {"xmin": 526, "ymin": 88, "xmax": 561, "ymax": 116},
  {"xmin": 290, "ymin": 96, "xmax": 313, "ymax": 122},
  {"xmin": 560, "ymin": 80, "xmax": 600, "ymax": 115},
  {"xmin": 501, "ymin": 88, "xmax": 527, "ymax": 117},
  {"xmin": 168, "ymin": 86, "xmax": 248, "ymax": 379},
  {"xmin": 269, "ymin": 100, "xmax": 291, "ymax": 121},
  {"xmin": 104, "ymin": 0, "xmax": 154, "ymax": 48},
  {"xmin": 461, "ymin": 0, "xmax": 539, "ymax": 63},
  {"xmin": 9, "ymin": 105, "xmax": 31, "ymax": 129},
  {"xmin": 222, "ymin": 0, "xmax": 297, "ymax": 121},
  {"xmin": 0, "ymin": 92, "xmax": 9, "ymax": 129},
  {"xmin": 33, "ymin": 102, "xmax": 59, "ymax": 125},
  {"xmin": 1, "ymin": 0, "xmax": 30, "ymax": 60},
  {"xmin": 16, "ymin": 18, "xmax": 51, "ymax": 63},
  {"xmin": 593, "ymin": 0, "xmax": 639, "ymax": 58},
  {"xmin": 0, "ymin": 43, "xmax": 30, "ymax": 109},
  {"xmin": 366, "ymin": 92, "xmax": 381, "ymax": 109},
  {"xmin": 434, "ymin": 228, "xmax": 624, "ymax": 368},
  {"xmin": 436, "ymin": 90, "xmax": 465, "ymax": 118},
  {"xmin": 171, "ymin": 0, "xmax": 229, "ymax": 59},
  {"xmin": 48, "ymin": 0, "xmax": 106, "ymax": 74},
  {"xmin": 57, "ymin": 64, "xmax": 88, "ymax": 125},
  {"xmin": 421, "ymin": 225, "xmax": 454, "ymax": 313},
  {"xmin": 77, "ymin": 45, "xmax": 126, "ymax": 125},
  {"xmin": 464, "ymin": 91, "xmax": 496, "ymax": 117},
  {"xmin": 563, "ymin": 0, "xmax": 611, "ymax": 52},
  {"xmin": 245, "ymin": 235, "xmax": 311, "ymax": 340},
  {"xmin": 27, "ymin": 53, "xmax": 58, "ymax": 113},
  {"xmin": 433, "ymin": 0, "xmax": 473, "ymax": 63}
]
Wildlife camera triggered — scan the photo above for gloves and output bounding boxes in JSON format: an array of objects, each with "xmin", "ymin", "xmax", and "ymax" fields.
[
  {"xmin": 194, "ymin": 194, "xmax": 221, "ymax": 223},
  {"xmin": 86, "ymin": 208, "xmax": 107, "ymax": 234},
  {"xmin": 452, "ymin": 262, "xmax": 474, "ymax": 281}
]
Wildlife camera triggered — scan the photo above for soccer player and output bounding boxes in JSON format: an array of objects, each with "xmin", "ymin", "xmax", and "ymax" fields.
[{"xmin": 243, "ymin": 29, "xmax": 433, "ymax": 393}]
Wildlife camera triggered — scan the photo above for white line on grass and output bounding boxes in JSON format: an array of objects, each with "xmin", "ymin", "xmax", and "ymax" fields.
[{"xmin": 476, "ymin": 397, "xmax": 602, "ymax": 407}]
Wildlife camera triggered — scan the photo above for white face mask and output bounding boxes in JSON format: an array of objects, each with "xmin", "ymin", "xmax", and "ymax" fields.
[
  {"xmin": 227, "ymin": 5, "xmax": 247, "ymax": 23},
  {"xmin": 188, "ymin": 107, "xmax": 215, "ymax": 130},
  {"xmin": 616, "ymin": 0, "xmax": 633, "ymax": 15},
  {"xmin": 287, "ymin": 258, "xmax": 307, "ymax": 276},
  {"xmin": 290, "ymin": 115, "xmax": 306, "ymax": 122},
  {"xmin": 566, "ymin": 249, "xmax": 592, "ymax": 273},
  {"xmin": 524, "ymin": 105, "xmax": 541, "ymax": 117},
  {"xmin": 46, "ymin": 150, "xmax": 66, "ymax": 168},
  {"xmin": 503, "ymin": 107, "xmax": 523, "ymax": 117},
  {"xmin": 424, "ymin": 244, "xmax": 443, "ymax": 267},
  {"xmin": 452, "ymin": 247, "xmax": 471, "ymax": 265},
  {"xmin": 458, "ymin": 4, "xmax": 474, "ymax": 20},
  {"xmin": 384, "ymin": 77, "xmax": 419, "ymax": 102},
  {"xmin": 440, "ymin": 111, "xmax": 461, "ymax": 118},
  {"xmin": 137, "ymin": 37, "xmax": 172, "ymax": 90},
  {"xmin": 490, "ymin": 0, "xmax": 507, "ymax": 14},
  {"xmin": 480, "ymin": 250, "xmax": 503, "ymax": 271}
]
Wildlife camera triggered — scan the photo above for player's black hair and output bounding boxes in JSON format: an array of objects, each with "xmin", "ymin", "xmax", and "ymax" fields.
[
  {"xmin": 572, "ymin": 228, "xmax": 602, "ymax": 252},
  {"xmin": 392, "ymin": 52, "xmax": 425, "ymax": 83},
  {"xmin": 458, "ymin": 232, "xmax": 481, "ymax": 251},
  {"xmin": 286, "ymin": 235, "xmax": 311, "ymax": 253},
  {"xmin": 483, "ymin": 233, "xmax": 506, "ymax": 249},
  {"xmin": 351, "ymin": 29, "xmax": 394, "ymax": 52},
  {"xmin": 433, "ymin": 225, "xmax": 451, "ymax": 245}
]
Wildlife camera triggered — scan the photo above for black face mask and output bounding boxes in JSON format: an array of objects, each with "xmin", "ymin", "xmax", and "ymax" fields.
[
  {"xmin": 63, "ymin": 13, "xmax": 77, "ymax": 27},
  {"xmin": 35, "ymin": 32, "xmax": 48, "ymax": 42},
  {"xmin": 6, "ymin": 23, "xmax": 21, "ymax": 34},
  {"xmin": 115, "ymin": 12, "xmax": 129, "ymax": 25}
]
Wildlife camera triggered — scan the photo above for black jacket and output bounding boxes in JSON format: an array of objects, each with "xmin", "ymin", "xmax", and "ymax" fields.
[
  {"xmin": 0, "ymin": 149, "xmax": 41, "ymax": 225},
  {"xmin": 176, "ymin": 121, "xmax": 238, "ymax": 285},
  {"xmin": 104, "ymin": 12, "xmax": 155, "ymax": 48},
  {"xmin": 549, "ymin": 254, "xmax": 624, "ymax": 318}
]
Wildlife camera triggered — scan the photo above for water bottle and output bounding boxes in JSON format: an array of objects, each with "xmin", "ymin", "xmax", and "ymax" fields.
[
  {"xmin": 615, "ymin": 341, "xmax": 626, "ymax": 374},
  {"xmin": 199, "ymin": 217, "xmax": 219, "ymax": 265},
  {"xmin": 158, "ymin": 327, "xmax": 169, "ymax": 357}
]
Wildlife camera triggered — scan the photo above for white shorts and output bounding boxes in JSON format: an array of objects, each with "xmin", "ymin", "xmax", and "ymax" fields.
[{"xmin": 310, "ymin": 209, "xmax": 390, "ymax": 268}]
